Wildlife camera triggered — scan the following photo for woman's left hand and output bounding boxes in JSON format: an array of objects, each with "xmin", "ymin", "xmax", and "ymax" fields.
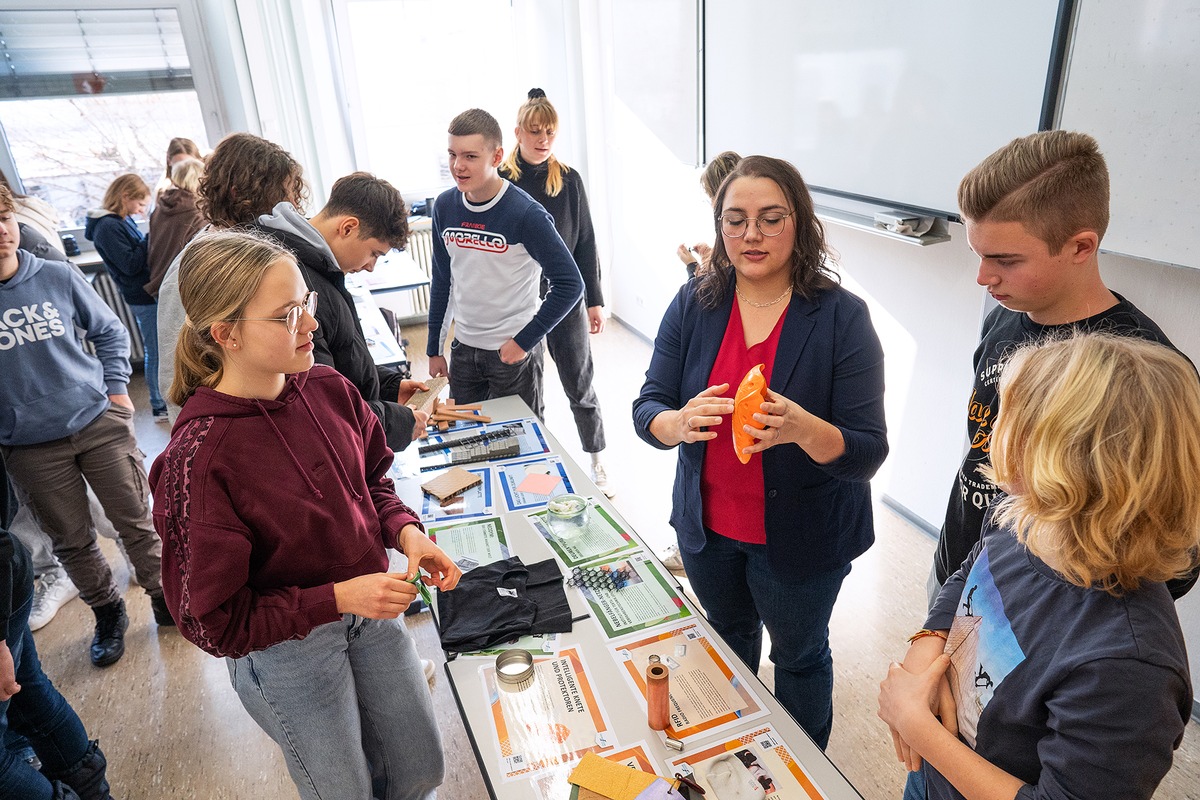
[
  {"xmin": 587, "ymin": 306, "xmax": 606, "ymax": 334},
  {"xmin": 398, "ymin": 524, "xmax": 462, "ymax": 591},
  {"xmin": 740, "ymin": 389, "xmax": 808, "ymax": 455}
]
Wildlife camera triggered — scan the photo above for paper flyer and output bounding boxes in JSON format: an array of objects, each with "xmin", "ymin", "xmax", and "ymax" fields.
[
  {"xmin": 531, "ymin": 741, "xmax": 657, "ymax": 800},
  {"xmin": 457, "ymin": 632, "xmax": 560, "ymax": 658},
  {"xmin": 426, "ymin": 515, "xmax": 509, "ymax": 571},
  {"xmin": 527, "ymin": 502, "xmax": 639, "ymax": 567},
  {"xmin": 497, "ymin": 456, "xmax": 575, "ymax": 511},
  {"xmin": 612, "ymin": 622, "xmax": 767, "ymax": 743},
  {"xmin": 418, "ymin": 466, "xmax": 493, "ymax": 521},
  {"xmin": 480, "ymin": 647, "xmax": 614, "ymax": 781},
  {"xmin": 419, "ymin": 418, "xmax": 550, "ymax": 471},
  {"xmin": 664, "ymin": 724, "xmax": 828, "ymax": 799},
  {"xmin": 571, "ymin": 553, "xmax": 691, "ymax": 638}
]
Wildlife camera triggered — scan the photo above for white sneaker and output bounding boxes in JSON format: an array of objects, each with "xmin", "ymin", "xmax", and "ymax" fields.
[
  {"xmin": 591, "ymin": 463, "xmax": 616, "ymax": 498},
  {"xmin": 29, "ymin": 567, "xmax": 80, "ymax": 631},
  {"xmin": 422, "ymin": 658, "xmax": 436, "ymax": 684},
  {"xmin": 660, "ymin": 544, "xmax": 686, "ymax": 573}
]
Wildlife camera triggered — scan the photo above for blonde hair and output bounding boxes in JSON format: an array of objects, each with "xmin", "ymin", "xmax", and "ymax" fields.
[
  {"xmin": 985, "ymin": 333, "xmax": 1200, "ymax": 595},
  {"xmin": 102, "ymin": 173, "xmax": 151, "ymax": 214},
  {"xmin": 170, "ymin": 230, "xmax": 295, "ymax": 406},
  {"xmin": 958, "ymin": 130, "xmax": 1109, "ymax": 252},
  {"xmin": 170, "ymin": 157, "xmax": 204, "ymax": 194},
  {"xmin": 701, "ymin": 151, "xmax": 741, "ymax": 201},
  {"xmin": 500, "ymin": 89, "xmax": 570, "ymax": 197}
]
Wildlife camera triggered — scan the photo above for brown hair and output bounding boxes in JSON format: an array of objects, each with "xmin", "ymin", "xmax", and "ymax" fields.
[
  {"xmin": 320, "ymin": 172, "xmax": 409, "ymax": 251},
  {"xmin": 985, "ymin": 333, "xmax": 1200, "ymax": 595},
  {"xmin": 448, "ymin": 108, "xmax": 503, "ymax": 150},
  {"xmin": 500, "ymin": 88, "xmax": 570, "ymax": 197},
  {"xmin": 170, "ymin": 158, "xmax": 204, "ymax": 195},
  {"xmin": 164, "ymin": 137, "xmax": 202, "ymax": 179},
  {"xmin": 701, "ymin": 151, "xmax": 741, "ymax": 201},
  {"xmin": 171, "ymin": 230, "xmax": 295, "ymax": 406},
  {"xmin": 958, "ymin": 130, "xmax": 1110, "ymax": 251},
  {"xmin": 102, "ymin": 174, "xmax": 151, "ymax": 214},
  {"xmin": 0, "ymin": 183, "xmax": 14, "ymax": 213},
  {"xmin": 198, "ymin": 133, "xmax": 308, "ymax": 229},
  {"xmin": 0, "ymin": 168, "xmax": 27, "ymax": 200},
  {"xmin": 697, "ymin": 155, "xmax": 838, "ymax": 309}
]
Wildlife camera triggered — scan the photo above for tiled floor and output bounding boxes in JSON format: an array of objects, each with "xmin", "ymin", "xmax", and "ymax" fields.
[{"xmin": 26, "ymin": 316, "xmax": 1199, "ymax": 798}]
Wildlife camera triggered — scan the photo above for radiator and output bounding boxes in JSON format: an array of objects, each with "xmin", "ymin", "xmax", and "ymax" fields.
[
  {"xmin": 406, "ymin": 225, "xmax": 433, "ymax": 315},
  {"xmin": 88, "ymin": 271, "xmax": 145, "ymax": 364}
]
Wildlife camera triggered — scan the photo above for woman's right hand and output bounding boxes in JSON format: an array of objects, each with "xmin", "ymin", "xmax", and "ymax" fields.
[
  {"xmin": 333, "ymin": 573, "xmax": 419, "ymax": 619},
  {"xmin": 651, "ymin": 384, "xmax": 733, "ymax": 446}
]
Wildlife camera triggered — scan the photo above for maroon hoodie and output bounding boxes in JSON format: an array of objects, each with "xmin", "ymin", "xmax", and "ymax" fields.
[{"xmin": 149, "ymin": 365, "xmax": 421, "ymax": 658}]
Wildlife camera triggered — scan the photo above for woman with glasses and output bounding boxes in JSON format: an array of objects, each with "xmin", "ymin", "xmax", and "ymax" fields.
[
  {"xmin": 500, "ymin": 89, "xmax": 614, "ymax": 496},
  {"xmin": 149, "ymin": 230, "xmax": 460, "ymax": 800},
  {"xmin": 633, "ymin": 156, "xmax": 887, "ymax": 749}
]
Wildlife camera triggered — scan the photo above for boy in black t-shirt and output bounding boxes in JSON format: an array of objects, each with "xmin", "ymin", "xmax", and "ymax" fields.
[{"xmin": 929, "ymin": 130, "xmax": 1196, "ymax": 604}]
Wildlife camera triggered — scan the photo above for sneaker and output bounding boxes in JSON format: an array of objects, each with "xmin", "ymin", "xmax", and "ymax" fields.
[
  {"xmin": 590, "ymin": 463, "xmax": 616, "ymax": 499},
  {"xmin": 90, "ymin": 599, "xmax": 129, "ymax": 667},
  {"xmin": 422, "ymin": 658, "xmax": 436, "ymax": 684},
  {"xmin": 151, "ymin": 594, "xmax": 176, "ymax": 627},
  {"xmin": 29, "ymin": 567, "xmax": 80, "ymax": 631},
  {"xmin": 152, "ymin": 407, "xmax": 170, "ymax": 422},
  {"xmin": 660, "ymin": 543, "xmax": 686, "ymax": 573}
]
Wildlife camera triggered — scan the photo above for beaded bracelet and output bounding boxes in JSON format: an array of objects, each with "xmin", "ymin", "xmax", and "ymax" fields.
[{"xmin": 907, "ymin": 628, "xmax": 949, "ymax": 644}]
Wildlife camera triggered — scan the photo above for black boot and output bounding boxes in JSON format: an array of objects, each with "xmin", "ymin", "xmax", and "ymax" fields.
[
  {"xmin": 47, "ymin": 740, "xmax": 113, "ymax": 800},
  {"xmin": 150, "ymin": 593, "xmax": 176, "ymax": 627},
  {"xmin": 90, "ymin": 599, "xmax": 128, "ymax": 667}
]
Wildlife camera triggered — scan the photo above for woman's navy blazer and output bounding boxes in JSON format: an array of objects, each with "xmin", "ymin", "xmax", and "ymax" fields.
[{"xmin": 633, "ymin": 281, "xmax": 888, "ymax": 579}]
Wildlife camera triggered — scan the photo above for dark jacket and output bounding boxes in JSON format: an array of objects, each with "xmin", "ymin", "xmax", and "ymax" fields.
[
  {"xmin": 1, "ymin": 458, "xmax": 34, "ymax": 635},
  {"xmin": 146, "ymin": 187, "xmax": 204, "ymax": 298},
  {"xmin": 84, "ymin": 211, "xmax": 153, "ymax": 305},
  {"xmin": 251, "ymin": 204, "xmax": 417, "ymax": 451},
  {"xmin": 633, "ymin": 281, "xmax": 888, "ymax": 578}
]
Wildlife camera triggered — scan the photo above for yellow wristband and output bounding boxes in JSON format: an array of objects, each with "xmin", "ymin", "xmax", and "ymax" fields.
[{"xmin": 907, "ymin": 628, "xmax": 948, "ymax": 644}]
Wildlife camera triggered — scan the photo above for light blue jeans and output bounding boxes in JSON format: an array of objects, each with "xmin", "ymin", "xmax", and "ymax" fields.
[
  {"xmin": 128, "ymin": 302, "xmax": 165, "ymax": 413},
  {"xmin": 227, "ymin": 614, "xmax": 443, "ymax": 800}
]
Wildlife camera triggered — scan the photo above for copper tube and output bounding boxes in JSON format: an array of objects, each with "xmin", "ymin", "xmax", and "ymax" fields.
[{"xmin": 646, "ymin": 659, "xmax": 670, "ymax": 731}]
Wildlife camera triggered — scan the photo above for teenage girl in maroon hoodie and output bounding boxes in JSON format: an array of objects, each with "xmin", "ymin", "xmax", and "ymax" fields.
[{"xmin": 149, "ymin": 229, "xmax": 460, "ymax": 800}]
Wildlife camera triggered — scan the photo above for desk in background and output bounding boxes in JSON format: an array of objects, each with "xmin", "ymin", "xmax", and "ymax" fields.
[{"xmin": 389, "ymin": 396, "xmax": 863, "ymax": 800}]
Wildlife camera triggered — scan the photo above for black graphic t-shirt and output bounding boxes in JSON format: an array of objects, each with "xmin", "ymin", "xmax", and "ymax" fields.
[{"xmin": 934, "ymin": 294, "xmax": 1196, "ymax": 600}]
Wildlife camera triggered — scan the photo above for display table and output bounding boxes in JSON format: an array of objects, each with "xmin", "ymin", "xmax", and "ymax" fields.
[{"xmin": 388, "ymin": 396, "xmax": 864, "ymax": 800}]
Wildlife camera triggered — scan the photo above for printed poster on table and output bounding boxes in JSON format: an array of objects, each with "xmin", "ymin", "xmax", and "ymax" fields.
[
  {"xmin": 664, "ymin": 724, "xmax": 828, "ymax": 799},
  {"xmin": 427, "ymin": 515, "xmax": 509, "ymax": 572},
  {"xmin": 419, "ymin": 418, "xmax": 550, "ymax": 471},
  {"xmin": 480, "ymin": 647, "xmax": 614, "ymax": 781},
  {"xmin": 418, "ymin": 467, "xmax": 493, "ymax": 521},
  {"xmin": 571, "ymin": 553, "xmax": 691, "ymax": 638},
  {"xmin": 497, "ymin": 456, "xmax": 575, "ymax": 511},
  {"xmin": 531, "ymin": 741, "xmax": 657, "ymax": 800},
  {"xmin": 611, "ymin": 621, "xmax": 766, "ymax": 743},
  {"xmin": 527, "ymin": 502, "xmax": 639, "ymax": 567}
]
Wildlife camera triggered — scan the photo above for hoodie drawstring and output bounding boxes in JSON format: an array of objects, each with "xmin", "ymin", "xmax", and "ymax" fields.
[
  {"xmin": 251, "ymin": 399, "xmax": 326, "ymax": 500},
  {"xmin": 297, "ymin": 390, "xmax": 365, "ymax": 503}
]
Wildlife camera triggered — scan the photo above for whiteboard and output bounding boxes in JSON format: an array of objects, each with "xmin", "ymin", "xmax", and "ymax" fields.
[
  {"xmin": 704, "ymin": 0, "xmax": 1062, "ymax": 216},
  {"xmin": 1057, "ymin": 0, "xmax": 1200, "ymax": 268}
]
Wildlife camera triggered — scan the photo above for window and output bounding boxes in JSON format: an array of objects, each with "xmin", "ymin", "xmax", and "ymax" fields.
[
  {"xmin": 333, "ymin": 0, "xmax": 519, "ymax": 198},
  {"xmin": 0, "ymin": 7, "xmax": 209, "ymax": 224}
]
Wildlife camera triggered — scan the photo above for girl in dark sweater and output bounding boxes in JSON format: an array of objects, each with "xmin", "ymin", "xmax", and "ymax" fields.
[{"xmin": 500, "ymin": 89, "xmax": 614, "ymax": 496}]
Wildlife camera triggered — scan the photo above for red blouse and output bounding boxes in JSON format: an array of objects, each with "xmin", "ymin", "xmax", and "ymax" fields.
[{"xmin": 700, "ymin": 300, "xmax": 788, "ymax": 544}]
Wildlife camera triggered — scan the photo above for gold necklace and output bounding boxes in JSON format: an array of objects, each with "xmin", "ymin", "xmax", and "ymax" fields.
[{"xmin": 735, "ymin": 284, "xmax": 792, "ymax": 308}]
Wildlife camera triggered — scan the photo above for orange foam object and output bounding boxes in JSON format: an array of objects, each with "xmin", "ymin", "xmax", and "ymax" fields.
[{"xmin": 732, "ymin": 363, "xmax": 767, "ymax": 464}]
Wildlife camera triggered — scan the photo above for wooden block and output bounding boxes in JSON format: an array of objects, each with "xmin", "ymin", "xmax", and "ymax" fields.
[
  {"xmin": 442, "ymin": 402, "xmax": 483, "ymax": 411},
  {"xmin": 421, "ymin": 466, "xmax": 482, "ymax": 501},
  {"xmin": 405, "ymin": 376, "xmax": 449, "ymax": 415},
  {"xmin": 437, "ymin": 420, "xmax": 450, "ymax": 432}
]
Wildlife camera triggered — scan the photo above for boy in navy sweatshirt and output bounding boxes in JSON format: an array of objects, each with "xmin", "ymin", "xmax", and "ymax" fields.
[
  {"xmin": 0, "ymin": 185, "xmax": 169, "ymax": 669},
  {"xmin": 426, "ymin": 108, "xmax": 583, "ymax": 418}
]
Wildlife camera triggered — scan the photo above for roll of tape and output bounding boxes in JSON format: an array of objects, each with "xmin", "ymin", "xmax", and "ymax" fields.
[{"xmin": 495, "ymin": 650, "xmax": 535, "ymax": 692}]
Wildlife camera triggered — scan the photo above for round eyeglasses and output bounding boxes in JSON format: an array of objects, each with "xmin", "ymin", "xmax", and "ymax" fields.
[
  {"xmin": 718, "ymin": 211, "xmax": 794, "ymax": 238},
  {"xmin": 232, "ymin": 291, "xmax": 318, "ymax": 335}
]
